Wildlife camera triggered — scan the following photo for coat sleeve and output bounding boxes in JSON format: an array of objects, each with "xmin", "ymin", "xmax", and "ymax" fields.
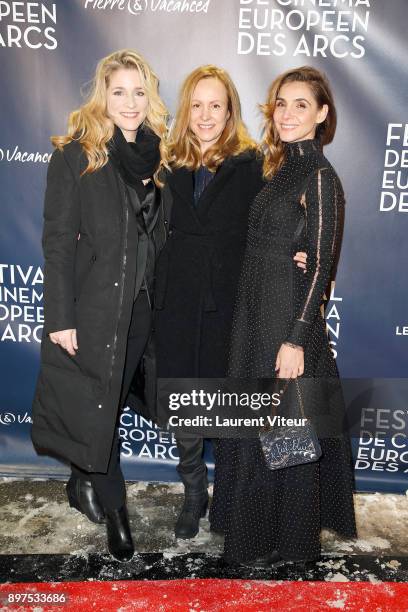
[
  {"xmin": 285, "ymin": 167, "xmax": 344, "ymax": 349},
  {"xmin": 42, "ymin": 147, "xmax": 81, "ymax": 333},
  {"xmin": 249, "ymin": 154, "xmax": 265, "ymax": 198}
]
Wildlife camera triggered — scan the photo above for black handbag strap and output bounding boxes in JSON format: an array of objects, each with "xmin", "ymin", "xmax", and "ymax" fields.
[{"xmin": 269, "ymin": 379, "xmax": 306, "ymax": 422}]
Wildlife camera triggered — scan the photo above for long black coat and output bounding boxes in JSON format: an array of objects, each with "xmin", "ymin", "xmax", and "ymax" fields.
[
  {"xmin": 32, "ymin": 141, "xmax": 171, "ymax": 472},
  {"xmin": 155, "ymin": 151, "xmax": 264, "ymax": 378}
]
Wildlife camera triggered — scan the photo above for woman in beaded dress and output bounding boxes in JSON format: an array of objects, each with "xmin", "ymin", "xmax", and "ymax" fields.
[{"xmin": 210, "ymin": 67, "xmax": 357, "ymax": 566}]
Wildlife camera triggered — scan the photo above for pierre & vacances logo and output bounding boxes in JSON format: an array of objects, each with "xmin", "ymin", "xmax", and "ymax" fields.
[
  {"xmin": 0, "ymin": 145, "xmax": 51, "ymax": 164},
  {"xmin": 0, "ymin": 412, "xmax": 33, "ymax": 426},
  {"xmin": 84, "ymin": 0, "xmax": 211, "ymax": 15}
]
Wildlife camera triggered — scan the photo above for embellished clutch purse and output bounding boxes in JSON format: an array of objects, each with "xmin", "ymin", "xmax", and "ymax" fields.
[{"xmin": 259, "ymin": 379, "xmax": 322, "ymax": 470}]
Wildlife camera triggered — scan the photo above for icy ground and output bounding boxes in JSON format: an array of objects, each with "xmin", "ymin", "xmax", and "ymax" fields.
[
  {"xmin": 1, "ymin": 479, "xmax": 407, "ymax": 557},
  {"xmin": 0, "ymin": 479, "xmax": 407, "ymax": 583}
]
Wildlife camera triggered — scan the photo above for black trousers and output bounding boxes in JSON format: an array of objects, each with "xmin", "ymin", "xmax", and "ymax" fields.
[
  {"xmin": 175, "ymin": 435, "xmax": 208, "ymax": 493},
  {"xmin": 70, "ymin": 291, "xmax": 152, "ymax": 510}
]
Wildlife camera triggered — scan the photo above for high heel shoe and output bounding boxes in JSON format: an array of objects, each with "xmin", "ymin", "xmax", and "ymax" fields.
[
  {"xmin": 66, "ymin": 477, "xmax": 105, "ymax": 524},
  {"xmin": 105, "ymin": 505, "xmax": 134, "ymax": 562}
]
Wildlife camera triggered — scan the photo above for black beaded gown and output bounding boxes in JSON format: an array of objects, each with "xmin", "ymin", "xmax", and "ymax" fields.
[{"xmin": 210, "ymin": 139, "xmax": 357, "ymax": 564}]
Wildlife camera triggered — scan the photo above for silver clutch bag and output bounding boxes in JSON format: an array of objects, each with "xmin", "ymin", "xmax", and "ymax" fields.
[{"xmin": 259, "ymin": 379, "xmax": 322, "ymax": 470}]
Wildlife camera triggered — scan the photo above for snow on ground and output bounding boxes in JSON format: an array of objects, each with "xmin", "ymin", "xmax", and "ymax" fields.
[{"xmin": 0, "ymin": 479, "xmax": 407, "ymax": 560}]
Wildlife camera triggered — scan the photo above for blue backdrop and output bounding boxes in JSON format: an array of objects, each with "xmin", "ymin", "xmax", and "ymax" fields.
[{"xmin": 0, "ymin": 0, "xmax": 407, "ymax": 492}]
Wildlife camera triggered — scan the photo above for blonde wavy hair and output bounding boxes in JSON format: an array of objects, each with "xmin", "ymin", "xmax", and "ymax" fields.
[
  {"xmin": 261, "ymin": 66, "xmax": 337, "ymax": 180},
  {"xmin": 52, "ymin": 49, "xmax": 168, "ymax": 176},
  {"xmin": 163, "ymin": 65, "xmax": 256, "ymax": 172}
]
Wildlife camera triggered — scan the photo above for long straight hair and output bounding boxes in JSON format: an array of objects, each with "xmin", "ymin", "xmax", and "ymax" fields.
[
  {"xmin": 52, "ymin": 49, "xmax": 168, "ymax": 176},
  {"xmin": 261, "ymin": 66, "xmax": 337, "ymax": 180},
  {"xmin": 163, "ymin": 65, "xmax": 256, "ymax": 172}
]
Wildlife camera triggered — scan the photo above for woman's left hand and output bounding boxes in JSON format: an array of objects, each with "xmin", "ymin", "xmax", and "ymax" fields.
[
  {"xmin": 275, "ymin": 343, "xmax": 304, "ymax": 378},
  {"xmin": 294, "ymin": 251, "xmax": 307, "ymax": 272}
]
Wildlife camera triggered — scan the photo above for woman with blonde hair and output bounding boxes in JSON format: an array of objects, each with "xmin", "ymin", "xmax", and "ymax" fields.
[
  {"xmin": 211, "ymin": 66, "xmax": 357, "ymax": 566},
  {"xmin": 32, "ymin": 49, "xmax": 170, "ymax": 561},
  {"xmin": 154, "ymin": 65, "xmax": 306, "ymax": 539}
]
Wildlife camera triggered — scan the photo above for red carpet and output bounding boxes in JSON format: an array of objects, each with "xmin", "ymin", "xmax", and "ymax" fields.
[{"xmin": 1, "ymin": 579, "xmax": 407, "ymax": 611}]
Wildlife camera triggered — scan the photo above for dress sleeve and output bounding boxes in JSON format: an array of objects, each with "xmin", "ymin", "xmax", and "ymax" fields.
[
  {"xmin": 42, "ymin": 148, "xmax": 80, "ymax": 333},
  {"xmin": 285, "ymin": 166, "xmax": 344, "ymax": 349}
]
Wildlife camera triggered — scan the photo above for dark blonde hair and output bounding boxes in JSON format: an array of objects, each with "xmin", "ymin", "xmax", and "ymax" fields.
[
  {"xmin": 52, "ymin": 49, "xmax": 168, "ymax": 176},
  {"xmin": 163, "ymin": 65, "xmax": 256, "ymax": 172},
  {"xmin": 261, "ymin": 66, "xmax": 337, "ymax": 180}
]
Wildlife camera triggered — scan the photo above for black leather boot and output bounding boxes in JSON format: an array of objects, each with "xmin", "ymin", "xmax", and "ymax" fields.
[
  {"xmin": 174, "ymin": 491, "xmax": 209, "ymax": 539},
  {"xmin": 66, "ymin": 477, "xmax": 105, "ymax": 524},
  {"xmin": 105, "ymin": 505, "xmax": 134, "ymax": 562}
]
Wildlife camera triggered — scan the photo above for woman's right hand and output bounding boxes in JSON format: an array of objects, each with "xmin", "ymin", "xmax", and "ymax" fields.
[{"xmin": 49, "ymin": 329, "xmax": 78, "ymax": 356}]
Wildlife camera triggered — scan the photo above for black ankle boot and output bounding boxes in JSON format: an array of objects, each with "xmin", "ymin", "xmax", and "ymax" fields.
[
  {"xmin": 66, "ymin": 478, "xmax": 105, "ymax": 524},
  {"xmin": 105, "ymin": 506, "xmax": 134, "ymax": 562},
  {"xmin": 174, "ymin": 491, "xmax": 208, "ymax": 539}
]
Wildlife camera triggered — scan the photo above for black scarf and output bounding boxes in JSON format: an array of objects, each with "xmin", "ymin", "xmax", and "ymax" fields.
[{"xmin": 108, "ymin": 125, "xmax": 161, "ymax": 197}]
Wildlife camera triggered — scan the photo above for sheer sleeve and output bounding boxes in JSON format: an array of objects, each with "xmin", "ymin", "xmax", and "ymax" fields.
[{"xmin": 285, "ymin": 166, "xmax": 344, "ymax": 349}]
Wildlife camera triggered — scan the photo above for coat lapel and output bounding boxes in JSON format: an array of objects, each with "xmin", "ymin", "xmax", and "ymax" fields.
[
  {"xmin": 104, "ymin": 159, "xmax": 127, "ymax": 219},
  {"xmin": 168, "ymin": 166, "xmax": 194, "ymax": 207},
  {"xmin": 195, "ymin": 161, "xmax": 236, "ymax": 221},
  {"xmin": 168, "ymin": 166, "xmax": 202, "ymax": 227},
  {"xmin": 168, "ymin": 162, "xmax": 236, "ymax": 224},
  {"xmin": 167, "ymin": 151, "xmax": 255, "ymax": 225}
]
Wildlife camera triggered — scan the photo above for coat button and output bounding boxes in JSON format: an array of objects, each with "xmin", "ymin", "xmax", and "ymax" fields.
[
  {"xmin": 168, "ymin": 230, "xmax": 173, "ymax": 236},
  {"xmin": 164, "ymin": 220, "xmax": 168, "ymax": 225}
]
